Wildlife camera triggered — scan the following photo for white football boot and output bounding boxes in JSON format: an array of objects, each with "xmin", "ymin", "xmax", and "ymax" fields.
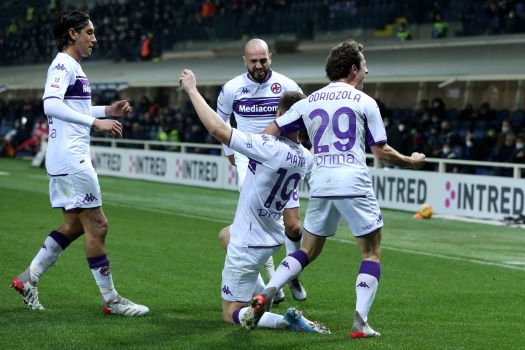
[{"xmin": 102, "ymin": 295, "xmax": 149, "ymax": 316}]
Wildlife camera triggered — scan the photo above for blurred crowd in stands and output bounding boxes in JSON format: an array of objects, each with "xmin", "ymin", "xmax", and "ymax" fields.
[
  {"xmin": 1, "ymin": 94, "xmax": 524, "ymax": 176},
  {"xmin": 1, "ymin": 0, "xmax": 525, "ymax": 176},
  {"xmin": 378, "ymin": 98, "xmax": 525, "ymax": 175},
  {"xmin": 1, "ymin": 0, "xmax": 525, "ymax": 65}
]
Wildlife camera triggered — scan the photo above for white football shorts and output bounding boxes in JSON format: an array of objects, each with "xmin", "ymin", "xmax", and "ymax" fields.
[
  {"xmin": 49, "ymin": 167, "xmax": 102, "ymax": 210},
  {"xmin": 234, "ymin": 151, "xmax": 299, "ymax": 209},
  {"xmin": 221, "ymin": 242, "xmax": 279, "ymax": 302},
  {"xmin": 304, "ymin": 193, "xmax": 383, "ymax": 237}
]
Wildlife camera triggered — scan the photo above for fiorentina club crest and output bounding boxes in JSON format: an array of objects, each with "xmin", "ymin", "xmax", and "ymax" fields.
[{"xmin": 271, "ymin": 83, "xmax": 282, "ymax": 94}]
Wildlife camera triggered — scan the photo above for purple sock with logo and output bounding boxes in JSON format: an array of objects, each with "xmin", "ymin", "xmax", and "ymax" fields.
[
  {"xmin": 88, "ymin": 254, "xmax": 117, "ymax": 303},
  {"xmin": 267, "ymin": 250, "xmax": 309, "ymax": 290},
  {"xmin": 355, "ymin": 260, "xmax": 381, "ymax": 322}
]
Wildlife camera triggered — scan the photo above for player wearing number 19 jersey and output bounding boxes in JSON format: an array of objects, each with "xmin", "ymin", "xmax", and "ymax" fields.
[
  {"xmin": 180, "ymin": 69, "xmax": 330, "ymax": 333},
  {"xmin": 248, "ymin": 40, "xmax": 426, "ymax": 337},
  {"xmin": 216, "ymin": 38, "xmax": 308, "ymax": 304}
]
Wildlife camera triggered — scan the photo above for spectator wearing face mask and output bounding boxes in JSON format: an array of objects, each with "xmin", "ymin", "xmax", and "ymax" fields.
[
  {"xmin": 512, "ymin": 135, "xmax": 525, "ymax": 164},
  {"xmin": 462, "ymin": 130, "xmax": 482, "ymax": 161},
  {"xmin": 496, "ymin": 120, "xmax": 515, "ymax": 149},
  {"xmin": 386, "ymin": 120, "xmax": 413, "ymax": 157}
]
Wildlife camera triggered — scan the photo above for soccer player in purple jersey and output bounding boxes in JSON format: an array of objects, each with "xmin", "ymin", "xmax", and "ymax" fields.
[
  {"xmin": 245, "ymin": 40, "xmax": 426, "ymax": 338},
  {"xmin": 11, "ymin": 10, "xmax": 148, "ymax": 316},
  {"xmin": 216, "ymin": 38, "xmax": 307, "ymax": 304},
  {"xmin": 180, "ymin": 69, "xmax": 329, "ymax": 334}
]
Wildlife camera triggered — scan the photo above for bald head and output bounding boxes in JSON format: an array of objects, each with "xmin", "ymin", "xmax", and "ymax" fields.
[
  {"xmin": 243, "ymin": 38, "xmax": 272, "ymax": 83},
  {"xmin": 244, "ymin": 38, "xmax": 269, "ymax": 56}
]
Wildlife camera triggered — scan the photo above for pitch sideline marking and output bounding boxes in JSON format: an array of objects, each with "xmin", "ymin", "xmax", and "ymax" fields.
[
  {"xmin": 332, "ymin": 237, "xmax": 525, "ymax": 272},
  {"xmin": 108, "ymin": 201, "xmax": 525, "ymax": 272},
  {"xmin": 105, "ymin": 201, "xmax": 230, "ymax": 224}
]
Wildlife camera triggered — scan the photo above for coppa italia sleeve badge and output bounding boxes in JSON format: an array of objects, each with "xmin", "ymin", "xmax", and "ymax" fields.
[{"xmin": 50, "ymin": 75, "xmax": 62, "ymax": 88}]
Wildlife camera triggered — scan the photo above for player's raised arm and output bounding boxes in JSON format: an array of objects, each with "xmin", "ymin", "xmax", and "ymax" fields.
[{"xmin": 179, "ymin": 69, "xmax": 232, "ymax": 145}]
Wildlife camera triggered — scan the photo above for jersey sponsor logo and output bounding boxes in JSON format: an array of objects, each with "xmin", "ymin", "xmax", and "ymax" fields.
[
  {"xmin": 221, "ymin": 285, "xmax": 232, "ymax": 295},
  {"xmin": 256, "ymin": 208, "xmax": 282, "ymax": 220},
  {"xmin": 82, "ymin": 193, "xmax": 98, "ymax": 203},
  {"xmin": 271, "ymin": 83, "xmax": 282, "ymax": 94},
  {"xmin": 238, "ymin": 103, "xmax": 278, "ymax": 114},
  {"xmin": 234, "ymin": 97, "xmax": 279, "ymax": 117},
  {"xmin": 261, "ymin": 134, "xmax": 270, "ymax": 146},
  {"xmin": 65, "ymin": 78, "xmax": 92, "ymax": 98},
  {"xmin": 241, "ymin": 87, "xmax": 251, "ymax": 94},
  {"xmin": 315, "ymin": 153, "xmax": 355, "ymax": 166},
  {"xmin": 53, "ymin": 63, "xmax": 66, "ymax": 71},
  {"xmin": 356, "ymin": 281, "xmax": 370, "ymax": 288}
]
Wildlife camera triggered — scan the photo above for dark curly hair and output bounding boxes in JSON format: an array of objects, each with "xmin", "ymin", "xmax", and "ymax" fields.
[
  {"xmin": 53, "ymin": 10, "xmax": 90, "ymax": 51},
  {"xmin": 325, "ymin": 40, "xmax": 364, "ymax": 81}
]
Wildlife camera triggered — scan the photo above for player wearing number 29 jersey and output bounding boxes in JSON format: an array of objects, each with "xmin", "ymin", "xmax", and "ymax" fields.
[
  {"xmin": 274, "ymin": 82, "xmax": 386, "ymax": 198},
  {"xmin": 249, "ymin": 40, "xmax": 426, "ymax": 337}
]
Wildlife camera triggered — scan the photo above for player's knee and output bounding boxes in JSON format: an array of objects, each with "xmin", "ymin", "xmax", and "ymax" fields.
[{"xmin": 94, "ymin": 218, "xmax": 109, "ymax": 240}]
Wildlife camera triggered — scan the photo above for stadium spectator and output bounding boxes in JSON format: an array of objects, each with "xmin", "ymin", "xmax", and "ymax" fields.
[
  {"xmin": 496, "ymin": 119, "xmax": 515, "ymax": 149},
  {"xmin": 387, "ymin": 120, "xmax": 413, "ymax": 157},
  {"xmin": 180, "ymin": 70, "xmax": 329, "ymax": 333},
  {"xmin": 3, "ymin": 0, "xmax": 525, "ymax": 67},
  {"xmin": 513, "ymin": 134, "xmax": 525, "ymax": 163},
  {"xmin": 486, "ymin": 1, "xmax": 506, "ymax": 34},
  {"xmin": 431, "ymin": 11, "xmax": 449, "ymax": 38},
  {"xmin": 248, "ymin": 39, "xmax": 426, "ymax": 338},
  {"xmin": 215, "ymin": 38, "xmax": 307, "ymax": 305},
  {"xmin": 11, "ymin": 10, "xmax": 148, "ymax": 316},
  {"xmin": 396, "ymin": 21, "xmax": 412, "ymax": 41},
  {"xmin": 139, "ymin": 33, "xmax": 153, "ymax": 61}
]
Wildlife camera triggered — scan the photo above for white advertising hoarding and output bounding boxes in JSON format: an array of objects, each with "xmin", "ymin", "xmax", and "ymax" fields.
[
  {"xmin": 91, "ymin": 146, "xmax": 524, "ymax": 221},
  {"xmin": 370, "ymin": 168, "xmax": 524, "ymax": 220}
]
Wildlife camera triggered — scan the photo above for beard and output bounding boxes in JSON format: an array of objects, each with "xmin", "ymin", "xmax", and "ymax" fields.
[{"xmin": 248, "ymin": 67, "xmax": 269, "ymax": 83}]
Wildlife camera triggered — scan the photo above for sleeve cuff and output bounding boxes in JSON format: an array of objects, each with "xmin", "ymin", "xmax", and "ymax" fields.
[{"xmin": 92, "ymin": 105, "xmax": 107, "ymax": 119}]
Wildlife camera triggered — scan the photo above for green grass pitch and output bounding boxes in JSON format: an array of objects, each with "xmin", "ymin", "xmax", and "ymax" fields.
[{"xmin": 0, "ymin": 158, "xmax": 524, "ymax": 349}]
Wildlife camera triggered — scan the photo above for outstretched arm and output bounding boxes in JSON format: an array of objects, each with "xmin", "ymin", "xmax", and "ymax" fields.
[
  {"xmin": 371, "ymin": 143, "xmax": 426, "ymax": 169},
  {"xmin": 179, "ymin": 69, "xmax": 231, "ymax": 145}
]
